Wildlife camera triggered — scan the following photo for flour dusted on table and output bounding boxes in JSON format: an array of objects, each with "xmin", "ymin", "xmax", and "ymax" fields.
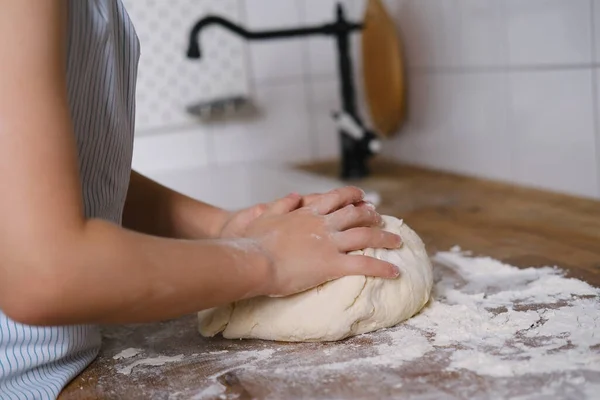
[
  {"xmin": 189, "ymin": 248, "xmax": 600, "ymax": 399},
  {"xmin": 110, "ymin": 248, "xmax": 599, "ymax": 399},
  {"xmin": 419, "ymin": 249, "xmax": 599, "ymax": 376}
]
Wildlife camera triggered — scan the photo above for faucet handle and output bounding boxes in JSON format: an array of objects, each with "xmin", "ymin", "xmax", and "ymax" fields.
[
  {"xmin": 332, "ymin": 110, "xmax": 381, "ymax": 155},
  {"xmin": 368, "ymin": 137, "xmax": 382, "ymax": 154},
  {"xmin": 331, "ymin": 111, "xmax": 364, "ymax": 140}
]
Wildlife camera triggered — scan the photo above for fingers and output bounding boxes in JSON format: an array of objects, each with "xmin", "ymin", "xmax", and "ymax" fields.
[
  {"xmin": 339, "ymin": 254, "xmax": 401, "ymax": 279},
  {"xmin": 250, "ymin": 203, "xmax": 269, "ymax": 219},
  {"xmin": 326, "ymin": 203, "xmax": 382, "ymax": 231},
  {"xmin": 264, "ymin": 193, "xmax": 302, "ymax": 216},
  {"xmin": 333, "ymin": 227, "xmax": 402, "ymax": 253},
  {"xmin": 307, "ymin": 187, "xmax": 366, "ymax": 215},
  {"xmin": 300, "ymin": 192, "xmax": 320, "ymax": 207}
]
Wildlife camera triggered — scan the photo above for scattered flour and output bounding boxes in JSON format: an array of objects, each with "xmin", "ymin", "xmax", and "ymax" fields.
[
  {"xmin": 107, "ymin": 248, "xmax": 599, "ymax": 398},
  {"xmin": 190, "ymin": 248, "xmax": 599, "ymax": 398},
  {"xmin": 413, "ymin": 250, "xmax": 600, "ymax": 377},
  {"xmin": 112, "ymin": 348, "xmax": 143, "ymax": 360},
  {"xmin": 190, "ymin": 382, "xmax": 226, "ymax": 400},
  {"xmin": 208, "ymin": 350, "xmax": 229, "ymax": 355},
  {"xmin": 116, "ymin": 354, "xmax": 185, "ymax": 376}
]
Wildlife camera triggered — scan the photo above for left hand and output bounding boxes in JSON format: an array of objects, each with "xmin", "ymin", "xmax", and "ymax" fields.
[
  {"xmin": 216, "ymin": 187, "xmax": 370, "ymax": 238},
  {"xmin": 217, "ymin": 193, "xmax": 302, "ymax": 238}
]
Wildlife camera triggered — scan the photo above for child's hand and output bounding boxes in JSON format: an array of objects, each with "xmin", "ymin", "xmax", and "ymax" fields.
[
  {"xmin": 244, "ymin": 189, "xmax": 402, "ymax": 297},
  {"xmin": 217, "ymin": 187, "xmax": 368, "ymax": 239},
  {"xmin": 217, "ymin": 195, "xmax": 298, "ymax": 238}
]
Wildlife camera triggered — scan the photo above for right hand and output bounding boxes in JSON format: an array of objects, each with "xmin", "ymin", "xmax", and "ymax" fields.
[{"xmin": 243, "ymin": 187, "xmax": 403, "ymax": 297}]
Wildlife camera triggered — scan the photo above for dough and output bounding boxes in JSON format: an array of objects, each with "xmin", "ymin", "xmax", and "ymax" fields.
[{"xmin": 198, "ymin": 216, "xmax": 433, "ymax": 342}]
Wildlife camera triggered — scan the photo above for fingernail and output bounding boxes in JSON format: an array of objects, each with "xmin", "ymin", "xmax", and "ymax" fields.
[
  {"xmin": 364, "ymin": 201, "xmax": 377, "ymax": 210},
  {"xmin": 396, "ymin": 236, "xmax": 403, "ymax": 248},
  {"xmin": 391, "ymin": 264, "xmax": 401, "ymax": 278}
]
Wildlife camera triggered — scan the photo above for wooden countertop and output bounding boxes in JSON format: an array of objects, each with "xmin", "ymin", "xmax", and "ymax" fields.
[
  {"xmin": 61, "ymin": 159, "xmax": 600, "ymax": 399},
  {"xmin": 299, "ymin": 159, "xmax": 600, "ymax": 286}
]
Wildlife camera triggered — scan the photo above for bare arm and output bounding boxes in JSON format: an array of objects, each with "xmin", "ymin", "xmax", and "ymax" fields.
[
  {"xmin": 0, "ymin": 1, "xmax": 269, "ymax": 325},
  {"xmin": 0, "ymin": 1, "xmax": 399, "ymax": 327},
  {"xmin": 123, "ymin": 171, "xmax": 229, "ymax": 239}
]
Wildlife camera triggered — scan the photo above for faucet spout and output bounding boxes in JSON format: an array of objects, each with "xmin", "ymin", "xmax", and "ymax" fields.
[
  {"xmin": 187, "ymin": 16, "xmax": 253, "ymax": 58},
  {"xmin": 187, "ymin": 15, "xmax": 361, "ymax": 59},
  {"xmin": 186, "ymin": 6, "xmax": 375, "ymax": 180}
]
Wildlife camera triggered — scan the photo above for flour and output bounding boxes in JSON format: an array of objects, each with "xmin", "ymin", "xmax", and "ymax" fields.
[
  {"xmin": 190, "ymin": 382, "xmax": 226, "ymax": 400},
  {"xmin": 208, "ymin": 350, "xmax": 229, "ymax": 355},
  {"xmin": 187, "ymin": 248, "xmax": 599, "ymax": 399},
  {"xmin": 116, "ymin": 354, "xmax": 185, "ymax": 376},
  {"xmin": 410, "ymin": 250, "xmax": 600, "ymax": 377},
  {"xmin": 112, "ymin": 348, "xmax": 143, "ymax": 360},
  {"xmin": 107, "ymin": 248, "xmax": 599, "ymax": 399}
]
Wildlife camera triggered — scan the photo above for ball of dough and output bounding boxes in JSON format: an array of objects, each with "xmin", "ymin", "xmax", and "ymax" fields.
[{"xmin": 197, "ymin": 216, "xmax": 433, "ymax": 342}]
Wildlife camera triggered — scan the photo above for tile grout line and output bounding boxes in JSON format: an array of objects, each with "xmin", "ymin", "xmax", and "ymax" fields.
[
  {"xmin": 589, "ymin": 0, "xmax": 600, "ymax": 197},
  {"xmin": 410, "ymin": 63, "xmax": 600, "ymax": 74},
  {"xmin": 502, "ymin": 0, "xmax": 518, "ymax": 186},
  {"xmin": 253, "ymin": 63, "xmax": 600, "ymax": 88},
  {"xmin": 222, "ymin": 0, "xmax": 256, "ymax": 168},
  {"xmin": 297, "ymin": 0, "xmax": 320, "ymax": 161}
]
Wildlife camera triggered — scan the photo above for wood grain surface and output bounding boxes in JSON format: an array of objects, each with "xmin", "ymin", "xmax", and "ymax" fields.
[{"xmin": 60, "ymin": 159, "xmax": 600, "ymax": 399}]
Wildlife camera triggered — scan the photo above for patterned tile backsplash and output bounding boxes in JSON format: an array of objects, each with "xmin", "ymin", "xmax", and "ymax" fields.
[
  {"xmin": 124, "ymin": 0, "xmax": 249, "ymax": 132},
  {"xmin": 125, "ymin": 0, "xmax": 600, "ymax": 199}
]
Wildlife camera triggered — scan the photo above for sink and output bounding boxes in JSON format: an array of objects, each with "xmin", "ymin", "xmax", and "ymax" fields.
[{"xmin": 141, "ymin": 163, "xmax": 350, "ymax": 210}]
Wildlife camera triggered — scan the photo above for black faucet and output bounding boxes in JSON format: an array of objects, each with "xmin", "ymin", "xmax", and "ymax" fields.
[{"xmin": 187, "ymin": 4, "xmax": 380, "ymax": 180}]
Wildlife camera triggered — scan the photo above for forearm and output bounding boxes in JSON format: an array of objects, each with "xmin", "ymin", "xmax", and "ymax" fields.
[
  {"xmin": 88, "ymin": 224, "xmax": 270, "ymax": 323},
  {"xmin": 19, "ymin": 220, "xmax": 272, "ymax": 326},
  {"xmin": 123, "ymin": 171, "xmax": 229, "ymax": 239}
]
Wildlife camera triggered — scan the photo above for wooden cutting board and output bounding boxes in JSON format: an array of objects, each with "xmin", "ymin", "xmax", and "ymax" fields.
[{"xmin": 361, "ymin": 0, "xmax": 407, "ymax": 137}]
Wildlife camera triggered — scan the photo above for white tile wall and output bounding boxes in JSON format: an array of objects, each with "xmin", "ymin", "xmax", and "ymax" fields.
[
  {"xmin": 395, "ymin": 0, "xmax": 460, "ymax": 68},
  {"xmin": 308, "ymin": 78, "xmax": 341, "ymax": 159},
  {"xmin": 384, "ymin": 71, "xmax": 512, "ymax": 180},
  {"xmin": 596, "ymin": 68, "xmax": 600, "ymax": 194},
  {"xmin": 506, "ymin": 0, "xmax": 593, "ymax": 66},
  {"xmin": 593, "ymin": 0, "xmax": 600, "ymax": 62},
  {"xmin": 212, "ymin": 81, "xmax": 313, "ymax": 164},
  {"xmin": 128, "ymin": 0, "xmax": 600, "ymax": 199},
  {"xmin": 456, "ymin": 0, "xmax": 509, "ymax": 68},
  {"xmin": 302, "ymin": 0, "xmax": 360, "ymax": 76},
  {"xmin": 446, "ymin": 72, "xmax": 512, "ymax": 180},
  {"xmin": 244, "ymin": 0, "xmax": 305, "ymax": 83},
  {"xmin": 132, "ymin": 127, "xmax": 211, "ymax": 173},
  {"xmin": 509, "ymin": 69, "xmax": 598, "ymax": 198}
]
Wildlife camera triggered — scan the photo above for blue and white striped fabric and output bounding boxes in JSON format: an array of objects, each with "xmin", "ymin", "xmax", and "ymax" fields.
[{"xmin": 0, "ymin": 1, "xmax": 140, "ymax": 398}]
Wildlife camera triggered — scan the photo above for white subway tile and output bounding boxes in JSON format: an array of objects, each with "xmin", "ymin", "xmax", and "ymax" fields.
[
  {"xmin": 446, "ymin": 72, "xmax": 512, "ymax": 180},
  {"xmin": 132, "ymin": 127, "xmax": 212, "ymax": 174},
  {"xmin": 455, "ymin": 0, "xmax": 509, "ymax": 67},
  {"xmin": 509, "ymin": 69, "xmax": 598, "ymax": 198},
  {"xmin": 507, "ymin": 0, "xmax": 593, "ymax": 66},
  {"xmin": 212, "ymin": 81, "xmax": 312, "ymax": 164},
  {"xmin": 388, "ymin": 0, "xmax": 508, "ymax": 68},
  {"xmin": 303, "ymin": 0, "xmax": 357, "ymax": 76},
  {"xmin": 308, "ymin": 79, "xmax": 341, "ymax": 160},
  {"xmin": 595, "ymin": 68, "xmax": 600, "ymax": 198},
  {"xmin": 244, "ymin": 0, "xmax": 305, "ymax": 82},
  {"xmin": 395, "ymin": 0, "xmax": 462, "ymax": 68},
  {"xmin": 594, "ymin": 0, "xmax": 600, "ymax": 63},
  {"xmin": 384, "ymin": 72, "xmax": 457, "ymax": 169},
  {"xmin": 386, "ymin": 71, "xmax": 512, "ymax": 181}
]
